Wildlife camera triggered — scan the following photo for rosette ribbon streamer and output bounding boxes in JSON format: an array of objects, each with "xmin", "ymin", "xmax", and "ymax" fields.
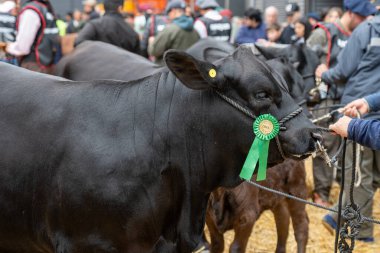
[{"xmin": 240, "ymin": 114, "xmax": 280, "ymax": 181}]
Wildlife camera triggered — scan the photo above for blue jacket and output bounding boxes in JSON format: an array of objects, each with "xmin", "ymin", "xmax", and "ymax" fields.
[
  {"xmin": 322, "ymin": 15, "xmax": 380, "ymax": 120},
  {"xmin": 347, "ymin": 93, "xmax": 380, "ymax": 150},
  {"xmin": 235, "ymin": 23, "xmax": 266, "ymax": 44}
]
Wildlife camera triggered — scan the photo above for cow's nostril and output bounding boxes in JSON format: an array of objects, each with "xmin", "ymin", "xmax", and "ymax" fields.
[{"xmin": 311, "ymin": 132, "xmax": 323, "ymax": 142}]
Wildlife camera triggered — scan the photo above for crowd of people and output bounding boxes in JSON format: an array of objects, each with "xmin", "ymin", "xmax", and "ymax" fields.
[{"xmin": 0, "ymin": 0, "xmax": 380, "ymax": 245}]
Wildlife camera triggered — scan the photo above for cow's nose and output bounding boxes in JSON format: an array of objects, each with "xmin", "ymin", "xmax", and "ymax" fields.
[{"xmin": 311, "ymin": 132, "xmax": 323, "ymax": 142}]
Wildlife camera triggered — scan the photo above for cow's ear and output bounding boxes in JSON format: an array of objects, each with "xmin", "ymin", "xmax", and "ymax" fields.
[
  {"xmin": 164, "ymin": 50, "xmax": 225, "ymax": 90},
  {"xmin": 255, "ymin": 44, "xmax": 287, "ymax": 60}
]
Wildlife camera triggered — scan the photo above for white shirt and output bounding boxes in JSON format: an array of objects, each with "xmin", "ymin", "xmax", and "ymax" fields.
[
  {"xmin": 7, "ymin": 9, "xmax": 41, "ymax": 56},
  {"xmin": 194, "ymin": 10, "xmax": 223, "ymax": 38}
]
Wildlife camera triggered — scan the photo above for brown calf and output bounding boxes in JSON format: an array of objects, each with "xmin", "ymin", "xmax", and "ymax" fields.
[{"xmin": 205, "ymin": 159, "xmax": 308, "ymax": 253}]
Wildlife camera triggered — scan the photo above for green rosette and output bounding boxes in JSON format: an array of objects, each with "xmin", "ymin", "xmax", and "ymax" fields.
[{"xmin": 240, "ymin": 114, "xmax": 280, "ymax": 181}]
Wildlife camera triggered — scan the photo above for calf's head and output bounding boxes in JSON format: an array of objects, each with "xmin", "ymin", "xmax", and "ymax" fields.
[{"xmin": 165, "ymin": 46, "xmax": 319, "ymax": 169}]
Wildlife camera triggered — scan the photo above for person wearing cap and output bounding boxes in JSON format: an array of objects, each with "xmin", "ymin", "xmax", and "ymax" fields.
[
  {"xmin": 306, "ymin": 12, "xmax": 321, "ymax": 26},
  {"xmin": 0, "ymin": 0, "xmax": 17, "ymax": 64},
  {"xmin": 315, "ymin": 0, "xmax": 380, "ymax": 242},
  {"xmin": 75, "ymin": 0, "xmax": 140, "ymax": 54},
  {"xmin": 5, "ymin": 0, "xmax": 59, "ymax": 73},
  {"xmin": 82, "ymin": 0, "xmax": 99, "ymax": 21},
  {"xmin": 279, "ymin": 2, "xmax": 302, "ymax": 44},
  {"xmin": 306, "ymin": 0, "xmax": 376, "ymax": 208},
  {"xmin": 148, "ymin": 0, "xmax": 199, "ymax": 65},
  {"xmin": 235, "ymin": 8, "xmax": 266, "ymax": 45},
  {"xmin": 193, "ymin": 0, "xmax": 231, "ymax": 42}
]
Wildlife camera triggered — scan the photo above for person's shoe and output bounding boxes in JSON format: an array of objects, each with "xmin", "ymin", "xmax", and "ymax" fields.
[
  {"xmin": 322, "ymin": 214, "xmax": 337, "ymax": 235},
  {"xmin": 357, "ymin": 237, "xmax": 374, "ymax": 243}
]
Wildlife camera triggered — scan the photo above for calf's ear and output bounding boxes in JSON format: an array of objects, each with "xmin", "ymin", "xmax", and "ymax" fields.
[{"xmin": 164, "ymin": 50, "xmax": 225, "ymax": 90}]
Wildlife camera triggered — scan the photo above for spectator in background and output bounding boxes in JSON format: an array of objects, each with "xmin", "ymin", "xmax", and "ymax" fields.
[
  {"xmin": 149, "ymin": 0, "xmax": 199, "ymax": 65},
  {"xmin": 264, "ymin": 6, "xmax": 279, "ymax": 26},
  {"xmin": 257, "ymin": 23, "xmax": 282, "ymax": 46},
  {"xmin": 0, "ymin": 0, "xmax": 17, "ymax": 65},
  {"xmin": 306, "ymin": 12, "xmax": 321, "ymax": 26},
  {"xmin": 219, "ymin": 9, "xmax": 233, "ymax": 21},
  {"xmin": 75, "ymin": 0, "xmax": 140, "ymax": 54},
  {"xmin": 134, "ymin": 3, "xmax": 152, "ymax": 39},
  {"xmin": 140, "ymin": 11, "xmax": 169, "ymax": 58},
  {"xmin": 82, "ymin": 0, "xmax": 99, "ymax": 21},
  {"xmin": 0, "ymin": 0, "xmax": 16, "ymax": 44},
  {"xmin": 66, "ymin": 9, "xmax": 84, "ymax": 34},
  {"xmin": 122, "ymin": 12, "xmax": 134, "ymax": 28},
  {"xmin": 292, "ymin": 17, "xmax": 312, "ymax": 45},
  {"xmin": 235, "ymin": 8, "xmax": 266, "ymax": 44},
  {"xmin": 6, "ymin": 0, "xmax": 60, "ymax": 73},
  {"xmin": 307, "ymin": 0, "xmax": 375, "ymax": 207},
  {"xmin": 194, "ymin": 0, "xmax": 231, "ymax": 42},
  {"xmin": 65, "ymin": 11, "xmax": 73, "ymax": 24},
  {"xmin": 279, "ymin": 2, "xmax": 302, "ymax": 44},
  {"xmin": 324, "ymin": 7, "xmax": 343, "ymax": 23}
]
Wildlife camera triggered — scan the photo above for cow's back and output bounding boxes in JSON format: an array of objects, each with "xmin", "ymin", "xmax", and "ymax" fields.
[{"xmin": 55, "ymin": 41, "xmax": 163, "ymax": 81}]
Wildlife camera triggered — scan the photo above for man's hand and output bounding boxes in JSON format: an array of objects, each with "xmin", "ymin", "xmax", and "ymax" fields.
[
  {"xmin": 315, "ymin": 64, "xmax": 328, "ymax": 78},
  {"xmin": 342, "ymin": 98, "xmax": 369, "ymax": 117},
  {"xmin": 329, "ymin": 116, "xmax": 352, "ymax": 138}
]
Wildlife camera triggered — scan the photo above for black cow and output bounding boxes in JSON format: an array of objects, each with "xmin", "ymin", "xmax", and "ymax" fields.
[{"xmin": 0, "ymin": 47, "xmax": 319, "ymax": 253}]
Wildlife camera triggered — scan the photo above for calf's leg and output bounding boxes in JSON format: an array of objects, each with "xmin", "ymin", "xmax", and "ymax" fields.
[
  {"xmin": 287, "ymin": 199, "xmax": 308, "ymax": 253},
  {"xmin": 272, "ymin": 202, "xmax": 290, "ymax": 253}
]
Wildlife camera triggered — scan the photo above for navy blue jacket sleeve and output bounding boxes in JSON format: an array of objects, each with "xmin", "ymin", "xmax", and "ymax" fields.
[
  {"xmin": 364, "ymin": 93, "xmax": 380, "ymax": 112},
  {"xmin": 348, "ymin": 119, "xmax": 380, "ymax": 150}
]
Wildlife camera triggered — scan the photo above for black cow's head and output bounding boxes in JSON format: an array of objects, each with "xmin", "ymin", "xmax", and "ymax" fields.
[
  {"xmin": 255, "ymin": 44, "xmax": 320, "ymax": 105},
  {"xmin": 164, "ymin": 46, "xmax": 319, "ymax": 168}
]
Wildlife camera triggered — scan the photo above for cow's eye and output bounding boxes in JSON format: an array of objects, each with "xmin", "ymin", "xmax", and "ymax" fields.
[{"xmin": 255, "ymin": 92, "xmax": 269, "ymax": 100}]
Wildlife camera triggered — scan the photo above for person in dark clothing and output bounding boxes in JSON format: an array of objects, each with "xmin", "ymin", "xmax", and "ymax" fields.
[
  {"xmin": 148, "ymin": 0, "xmax": 199, "ymax": 65},
  {"xmin": 292, "ymin": 17, "xmax": 312, "ymax": 45},
  {"xmin": 194, "ymin": 0, "xmax": 231, "ymax": 42},
  {"xmin": 279, "ymin": 2, "xmax": 301, "ymax": 44},
  {"xmin": 75, "ymin": 0, "xmax": 140, "ymax": 54},
  {"xmin": 82, "ymin": 0, "xmax": 100, "ymax": 21},
  {"xmin": 317, "ymin": 0, "xmax": 379, "ymax": 241},
  {"xmin": 330, "ymin": 93, "xmax": 380, "ymax": 150},
  {"xmin": 140, "ymin": 14, "xmax": 169, "ymax": 58},
  {"xmin": 66, "ymin": 9, "xmax": 84, "ymax": 34},
  {"xmin": 0, "ymin": 0, "xmax": 17, "ymax": 64},
  {"xmin": 235, "ymin": 8, "xmax": 266, "ymax": 44},
  {"xmin": 6, "ymin": 0, "xmax": 59, "ymax": 73}
]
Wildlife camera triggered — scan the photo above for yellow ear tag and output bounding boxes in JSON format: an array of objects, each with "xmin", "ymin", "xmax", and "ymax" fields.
[{"xmin": 209, "ymin": 69, "xmax": 216, "ymax": 78}]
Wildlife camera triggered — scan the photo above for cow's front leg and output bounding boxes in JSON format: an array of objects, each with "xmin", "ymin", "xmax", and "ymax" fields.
[
  {"xmin": 272, "ymin": 202, "xmax": 290, "ymax": 253},
  {"xmin": 175, "ymin": 193, "xmax": 211, "ymax": 253}
]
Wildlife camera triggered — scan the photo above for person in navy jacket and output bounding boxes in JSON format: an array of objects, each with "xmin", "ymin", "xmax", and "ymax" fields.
[{"xmin": 330, "ymin": 92, "xmax": 380, "ymax": 150}]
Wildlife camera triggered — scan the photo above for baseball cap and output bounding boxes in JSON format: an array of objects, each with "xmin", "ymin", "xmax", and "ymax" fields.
[
  {"xmin": 285, "ymin": 3, "xmax": 300, "ymax": 16},
  {"xmin": 196, "ymin": 0, "xmax": 219, "ymax": 9},
  {"xmin": 165, "ymin": 0, "xmax": 186, "ymax": 14},
  {"xmin": 344, "ymin": 0, "xmax": 376, "ymax": 17}
]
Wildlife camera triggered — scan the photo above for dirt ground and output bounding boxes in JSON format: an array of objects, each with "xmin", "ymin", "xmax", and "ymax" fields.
[{"xmin": 205, "ymin": 158, "xmax": 380, "ymax": 253}]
